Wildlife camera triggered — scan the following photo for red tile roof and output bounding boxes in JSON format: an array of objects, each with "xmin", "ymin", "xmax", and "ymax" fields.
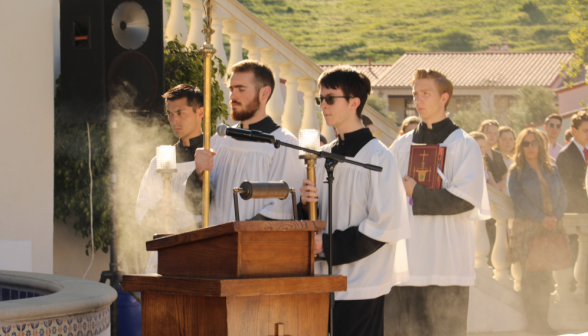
[{"xmin": 320, "ymin": 51, "xmax": 575, "ymax": 88}]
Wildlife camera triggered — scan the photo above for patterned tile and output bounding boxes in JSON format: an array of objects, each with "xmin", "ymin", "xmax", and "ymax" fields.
[{"xmin": 0, "ymin": 308, "xmax": 109, "ymax": 336}]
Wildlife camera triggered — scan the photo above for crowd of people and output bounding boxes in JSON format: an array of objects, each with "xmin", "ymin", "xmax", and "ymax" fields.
[
  {"xmin": 394, "ymin": 109, "xmax": 588, "ymax": 335},
  {"xmin": 133, "ymin": 59, "xmax": 588, "ymax": 336}
]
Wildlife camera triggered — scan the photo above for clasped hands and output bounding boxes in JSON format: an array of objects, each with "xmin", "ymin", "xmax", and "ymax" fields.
[{"xmin": 541, "ymin": 216, "xmax": 558, "ymax": 231}]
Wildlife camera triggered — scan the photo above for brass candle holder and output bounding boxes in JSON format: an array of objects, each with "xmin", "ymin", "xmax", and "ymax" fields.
[
  {"xmin": 156, "ymin": 145, "xmax": 178, "ymax": 232},
  {"xmin": 298, "ymin": 129, "xmax": 321, "ymax": 220}
]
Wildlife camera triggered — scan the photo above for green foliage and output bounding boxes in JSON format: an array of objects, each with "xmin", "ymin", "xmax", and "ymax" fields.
[
  {"xmin": 507, "ymin": 86, "xmax": 558, "ymax": 131},
  {"xmin": 54, "ymin": 39, "xmax": 228, "ymax": 254},
  {"xmin": 164, "ymin": 39, "xmax": 229, "ymax": 127},
  {"xmin": 432, "ymin": 28, "xmax": 477, "ymax": 52},
  {"xmin": 520, "ymin": 1, "xmax": 548, "ymax": 24},
  {"xmin": 183, "ymin": 0, "xmax": 588, "ymax": 64},
  {"xmin": 366, "ymin": 95, "xmax": 387, "ymax": 114},
  {"xmin": 54, "ymin": 78, "xmax": 113, "ymax": 255},
  {"xmin": 451, "ymin": 109, "xmax": 488, "ymax": 133},
  {"xmin": 562, "ymin": 0, "xmax": 588, "ymax": 95}
]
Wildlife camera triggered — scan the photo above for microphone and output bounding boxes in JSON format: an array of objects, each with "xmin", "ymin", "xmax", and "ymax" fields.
[{"xmin": 216, "ymin": 124, "xmax": 276, "ymax": 144}]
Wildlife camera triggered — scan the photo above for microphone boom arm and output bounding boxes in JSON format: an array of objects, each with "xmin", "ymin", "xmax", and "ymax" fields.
[{"xmin": 274, "ymin": 140, "xmax": 383, "ymax": 172}]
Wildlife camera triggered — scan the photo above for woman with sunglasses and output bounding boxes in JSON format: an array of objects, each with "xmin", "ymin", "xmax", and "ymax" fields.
[{"xmin": 508, "ymin": 128, "xmax": 570, "ymax": 335}]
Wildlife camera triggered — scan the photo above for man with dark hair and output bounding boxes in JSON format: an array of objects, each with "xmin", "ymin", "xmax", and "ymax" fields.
[
  {"xmin": 389, "ymin": 69, "xmax": 490, "ymax": 336},
  {"xmin": 185, "ymin": 60, "xmax": 302, "ymax": 225},
  {"xmin": 300, "ymin": 65, "xmax": 410, "ymax": 336},
  {"xmin": 136, "ymin": 84, "xmax": 205, "ymax": 273},
  {"xmin": 544, "ymin": 113, "xmax": 564, "ymax": 161},
  {"xmin": 565, "ymin": 128, "xmax": 573, "ymax": 144},
  {"xmin": 556, "ymin": 111, "xmax": 588, "ymax": 268}
]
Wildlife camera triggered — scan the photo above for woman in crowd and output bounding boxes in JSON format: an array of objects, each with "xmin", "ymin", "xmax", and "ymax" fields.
[
  {"xmin": 470, "ymin": 131, "xmax": 499, "ymax": 188},
  {"xmin": 479, "ymin": 120, "xmax": 508, "ymax": 191},
  {"xmin": 495, "ymin": 126, "xmax": 516, "ymax": 169},
  {"xmin": 508, "ymin": 128, "xmax": 570, "ymax": 335}
]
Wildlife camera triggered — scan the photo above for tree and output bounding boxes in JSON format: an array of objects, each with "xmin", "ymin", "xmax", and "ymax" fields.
[
  {"xmin": 507, "ymin": 86, "xmax": 558, "ymax": 132},
  {"xmin": 561, "ymin": 0, "xmax": 588, "ymax": 105}
]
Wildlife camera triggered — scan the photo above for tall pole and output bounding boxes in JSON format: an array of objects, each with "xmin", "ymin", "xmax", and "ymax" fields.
[{"xmin": 201, "ymin": 0, "xmax": 216, "ymax": 228}]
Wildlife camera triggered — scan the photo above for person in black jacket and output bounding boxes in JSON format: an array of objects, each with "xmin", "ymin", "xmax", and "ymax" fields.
[
  {"xmin": 556, "ymin": 111, "xmax": 588, "ymax": 214},
  {"xmin": 556, "ymin": 111, "xmax": 588, "ymax": 270}
]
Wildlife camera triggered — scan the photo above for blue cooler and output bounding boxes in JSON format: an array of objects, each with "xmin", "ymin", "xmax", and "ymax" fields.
[{"xmin": 116, "ymin": 285, "xmax": 142, "ymax": 336}]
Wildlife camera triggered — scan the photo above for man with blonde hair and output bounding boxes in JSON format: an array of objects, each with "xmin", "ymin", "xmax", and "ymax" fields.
[{"xmin": 389, "ymin": 69, "xmax": 490, "ymax": 336}]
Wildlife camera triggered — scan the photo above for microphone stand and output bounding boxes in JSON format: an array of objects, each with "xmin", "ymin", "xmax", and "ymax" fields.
[{"xmin": 273, "ymin": 139, "xmax": 382, "ymax": 336}]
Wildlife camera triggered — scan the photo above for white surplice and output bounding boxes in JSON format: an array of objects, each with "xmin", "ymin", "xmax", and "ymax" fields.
[
  {"xmin": 389, "ymin": 129, "xmax": 491, "ymax": 287},
  {"xmin": 314, "ymin": 138, "xmax": 411, "ymax": 301},
  {"xmin": 136, "ymin": 158, "xmax": 202, "ymax": 273},
  {"xmin": 209, "ymin": 127, "xmax": 303, "ymax": 225}
]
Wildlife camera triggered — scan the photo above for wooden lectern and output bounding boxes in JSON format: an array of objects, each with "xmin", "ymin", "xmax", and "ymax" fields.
[{"xmin": 122, "ymin": 220, "xmax": 346, "ymax": 336}]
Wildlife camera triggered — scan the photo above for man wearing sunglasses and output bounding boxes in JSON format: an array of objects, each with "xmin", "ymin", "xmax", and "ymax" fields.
[
  {"xmin": 388, "ymin": 69, "xmax": 491, "ymax": 336},
  {"xmin": 300, "ymin": 65, "xmax": 410, "ymax": 336},
  {"xmin": 543, "ymin": 113, "xmax": 563, "ymax": 162},
  {"xmin": 184, "ymin": 60, "xmax": 302, "ymax": 225}
]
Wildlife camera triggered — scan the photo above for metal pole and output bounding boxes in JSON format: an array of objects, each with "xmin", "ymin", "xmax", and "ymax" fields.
[{"xmin": 200, "ymin": 0, "xmax": 216, "ymax": 228}]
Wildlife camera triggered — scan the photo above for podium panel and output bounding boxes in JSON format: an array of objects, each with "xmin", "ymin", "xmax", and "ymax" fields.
[{"xmin": 122, "ymin": 221, "xmax": 346, "ymax": 335}]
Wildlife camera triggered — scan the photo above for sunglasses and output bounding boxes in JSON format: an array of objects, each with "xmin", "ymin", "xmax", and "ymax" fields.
[
  {"xmin": 315, "ymin": 96, "xmax": 352, "ymax": 105},
  {"xmin": 522, "ymin": 140, "xmax": 539, "ymax": 148},
  {"xmin": 548, "ymin": 123, "xmax": 561, "ymax": 129}
]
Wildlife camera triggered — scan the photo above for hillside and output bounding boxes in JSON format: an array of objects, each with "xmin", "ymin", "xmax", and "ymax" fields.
[{"xmin": 167, "ymin": 0, "xmax": 585, "ymax": 64}]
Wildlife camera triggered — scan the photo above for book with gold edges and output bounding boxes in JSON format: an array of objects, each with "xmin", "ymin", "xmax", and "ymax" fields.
[{"xmin": 408, "ymin": 144, "xmax": 446, "ymax": 190}]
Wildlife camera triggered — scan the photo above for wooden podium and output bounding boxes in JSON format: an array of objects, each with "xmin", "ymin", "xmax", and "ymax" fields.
[{"xmin": 122, "ymin": 221, "xmax": 346, "ymax": 336}]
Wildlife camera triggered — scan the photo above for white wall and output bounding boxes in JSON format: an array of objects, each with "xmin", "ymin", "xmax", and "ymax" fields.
[{"xmin": 0, "ymin": 0, "xmax": 55, "ymax": 273}]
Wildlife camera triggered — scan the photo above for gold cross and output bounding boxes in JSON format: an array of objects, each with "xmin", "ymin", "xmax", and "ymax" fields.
[{"xmin": 420, "ymin": 151, "xmax": 428, "ymax": 162}]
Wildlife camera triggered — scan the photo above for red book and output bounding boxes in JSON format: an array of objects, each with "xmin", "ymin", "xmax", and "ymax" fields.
[{"xmin": 408, "ymin": 144, "xmax": 447, "ymax": 190}]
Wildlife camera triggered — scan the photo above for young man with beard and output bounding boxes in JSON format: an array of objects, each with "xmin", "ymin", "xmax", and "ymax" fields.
[
  {"xmin": 136, "ymin": 84, "xmax": 205, "ymax": 273},
  {"xmin": 300, "ymin": 65, "xmax": 410, "ymax": 336},
  {"xmin": 185, "ymin": 60, "xmax": 302, "ymax": 225},
  {"xmin": 388, "ymin": 69, "xmax": 491, "ymax": 336}
]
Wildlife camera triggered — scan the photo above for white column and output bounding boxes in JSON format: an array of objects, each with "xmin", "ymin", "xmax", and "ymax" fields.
[
  {"xmin": 209, "ymin": 7, "xmax": 231, "ymax": 114},
  {"xmin": 321, "ymin": 114, "xmax": 335, "ymax": 142},
  {"xmin": 211, "ymin": 6, "xmax": 231, "ymax": 66},
  {"xmin": 298, "ymin": 78, "xmax": 320, "ymax": 131},
  {"xmin": 223, "ymin": 20, "xmax": 250, "ymax": 75},
  {"xmin": 492, "ymin": 219, "xmax": 512, "ymax": 284},
  {"xmin": 165, "ymin": 0, "xmax": 188, "ymax": 44},
  {"xmin": 511, "ymin": 262, "xmax": 522, "ymax": 292},
  {"xmin": 280, "ymin": 64, "xmax": 304, "ymax": 135},
  {"xmin": 162, "ymin": 1, "xmax": 169, "ymax": 31},
  {"xmin": 574, "ymin": 229, "xmax": 588, "ymax": 300},
  {"xmin": 261, "ymin": 49, "xmax": 287, "ymax": 125},
  {"xmin": 553, "ymin": 267, "xmax": 575, "ymax": 302},
  {"xmin": 474, "ymin": 220, "xmax": 493, "ymax": 276},
  {"xmin": 185, "ymin": 0, "xmax": 204, "ymax": 47},
  {"xmin": 243, "ymin": 34, "xmax": 268, "ymax": 62}
]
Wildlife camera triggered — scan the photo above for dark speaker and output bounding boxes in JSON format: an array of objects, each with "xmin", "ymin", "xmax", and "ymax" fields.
[{"xmin": 60, "ymin": 0, "xmax": 164, "ymax": 122}]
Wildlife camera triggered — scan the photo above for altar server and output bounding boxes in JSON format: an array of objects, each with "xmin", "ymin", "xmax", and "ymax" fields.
[
  {"xmin": 136, "ymin": 84, "xmax": 205, "ymax": 273},
  {"xmin": 300, "ymin": 65, "xmax": 410, "ymax": 336},
  {"xmin": 388, "ymin": 69, "xmax": 491, "ymax": 336},
  {"xmin": 185, "ymin": 60, "xmax": 302, "ymax": 225}
]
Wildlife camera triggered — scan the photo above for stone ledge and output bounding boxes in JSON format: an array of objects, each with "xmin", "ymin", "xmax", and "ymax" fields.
[{"xmin": 0, "ymin": 271, "xmax": 117, "ymax": 323}]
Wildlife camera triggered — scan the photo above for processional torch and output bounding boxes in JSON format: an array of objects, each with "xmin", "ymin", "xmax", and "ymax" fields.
[
  {"xmin": 298, "ymin": 129, "xmax": 321, "ymax": 220},
  {"xmin": 200, "ymin": 0, "xmax": 215, "ymax": 228},
  {"xmin": 156, "ymin": 145, "xmax": 177, "ymax": 232}
]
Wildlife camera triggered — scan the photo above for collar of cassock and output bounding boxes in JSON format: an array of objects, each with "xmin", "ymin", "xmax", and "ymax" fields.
[
  {"xmin": 333, "ymin": 127, "xmax": 374, "ymax": 157},
  {"xmin": 412, "ymin": 117, "xmax": 459, "ymax": 145},
  {"xmin": 237, "ymin": 116, "xmax": 280, "ymax": 134},
  {"xmin": 175, "ymin": 134, "xmax": 203, "ymax": 163}
]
